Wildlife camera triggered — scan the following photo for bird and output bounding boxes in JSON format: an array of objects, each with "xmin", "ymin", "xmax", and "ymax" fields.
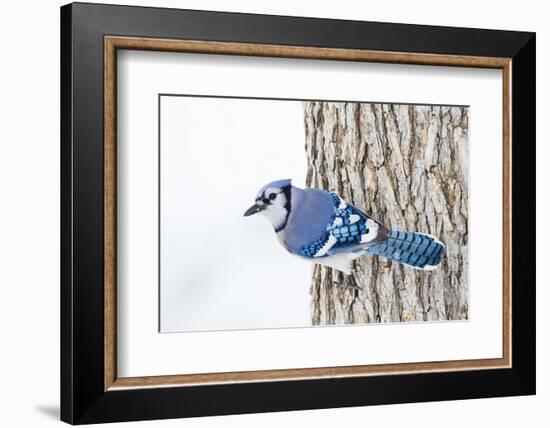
[{"xmin": 243, "ymin": 179, "xmax": 445, "ymax": 289}]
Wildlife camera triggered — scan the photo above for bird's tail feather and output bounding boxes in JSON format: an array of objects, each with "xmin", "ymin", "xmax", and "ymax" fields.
[{"xmin": 366, "ymin": 230, "xmax": 444, "ymax": 270}]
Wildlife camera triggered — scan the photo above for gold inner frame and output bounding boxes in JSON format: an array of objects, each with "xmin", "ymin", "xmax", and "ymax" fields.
[{"xmin": 104, "ymin": 35, "xmax": 512, "ymax": 391}]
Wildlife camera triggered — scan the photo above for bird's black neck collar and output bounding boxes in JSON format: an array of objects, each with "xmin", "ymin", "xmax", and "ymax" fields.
[{"xmin": 274, "ymin": 185, "xmax": 292, "ymax": 233}]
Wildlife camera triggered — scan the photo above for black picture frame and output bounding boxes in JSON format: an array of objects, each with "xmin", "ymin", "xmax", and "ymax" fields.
[{"xmin": 61, "ymin": 2, "xmax": 535, "ymax": 424}]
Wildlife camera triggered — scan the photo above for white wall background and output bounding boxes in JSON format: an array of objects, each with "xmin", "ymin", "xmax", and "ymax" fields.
[
  {"xmin": 159, "ymin": 96, "xmax": 310, "ymax": 332},
  {"xmin": 0, "ymin": 1, "xmax": 546, "ymax": 427}
]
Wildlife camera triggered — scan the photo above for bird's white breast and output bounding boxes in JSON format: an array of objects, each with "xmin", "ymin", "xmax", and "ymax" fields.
[
  {"xmin": 276, "ymin": 228, "xmax": 362, "ymax": 275},
  {"xmin": 314, "ymin": 252, "xmax": 364, "ymax": 275}
]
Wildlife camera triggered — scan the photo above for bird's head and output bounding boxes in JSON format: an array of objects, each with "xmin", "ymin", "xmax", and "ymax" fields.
[{"xmin": 243, "ymin": 179, "xmax": 292, "ymax": 232}]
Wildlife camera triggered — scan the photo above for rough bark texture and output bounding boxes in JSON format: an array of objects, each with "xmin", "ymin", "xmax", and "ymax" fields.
[{"xmin": 305, "ymin": 102, "xmax": 468, "ymax": 325}]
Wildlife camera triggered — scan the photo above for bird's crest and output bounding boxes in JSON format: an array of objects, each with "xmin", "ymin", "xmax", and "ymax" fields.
[{"xmin": 256, "ymin": 179, "xmax": 292, "ymax": 199}]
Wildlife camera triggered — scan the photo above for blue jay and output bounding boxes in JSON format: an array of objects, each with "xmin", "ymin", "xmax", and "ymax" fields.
[{"xmin": 244, "ymin": 179, "xmax": 444, "ymax": 288}]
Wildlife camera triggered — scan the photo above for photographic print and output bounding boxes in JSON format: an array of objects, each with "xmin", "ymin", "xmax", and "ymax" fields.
[
  {"xmin": 160, "ymin": 95, "xmax": 468, "ymax": 332},
  {"xmin": 62, "ymin": 7, "xmax": 534, "ymax": 422}
]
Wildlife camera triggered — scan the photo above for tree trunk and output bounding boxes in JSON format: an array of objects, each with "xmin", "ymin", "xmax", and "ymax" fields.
[{"xmin": 304, "ymin": 102, "xmax": 469, "ymax": 325}]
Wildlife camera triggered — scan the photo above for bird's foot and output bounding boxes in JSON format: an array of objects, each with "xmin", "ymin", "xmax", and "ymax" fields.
[{"xmin": 333, "ymin": 275, "xmax": 361, "ymax": 291}]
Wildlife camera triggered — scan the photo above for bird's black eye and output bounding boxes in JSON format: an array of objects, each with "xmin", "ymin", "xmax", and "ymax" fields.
[{"xmin": 269, "ymin": 193, "xmax": 277, "ymax": 200}]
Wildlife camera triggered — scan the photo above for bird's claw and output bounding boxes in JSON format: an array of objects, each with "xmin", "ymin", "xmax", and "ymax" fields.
[{"xmin": 333, "ymin": 275, "xmax": 361, "ymax": 291}]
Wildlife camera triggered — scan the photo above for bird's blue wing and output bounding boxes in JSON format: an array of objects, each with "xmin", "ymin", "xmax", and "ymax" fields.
[
  {"xmin": 297, "ymin": 193, "xmax": 389, "ymax": 258},
  {"xmin": 324, "ymin": 193, "xmax": 389, "ymax": 255}
]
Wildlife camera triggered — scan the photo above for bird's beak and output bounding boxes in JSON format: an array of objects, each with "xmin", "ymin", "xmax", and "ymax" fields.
[{"xmin": 243, "ymin": 202, "xmax": 264, "ymax": 217}]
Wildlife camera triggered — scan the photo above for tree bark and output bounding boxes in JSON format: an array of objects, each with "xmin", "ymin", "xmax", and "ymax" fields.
[{"xmin": 304, "ymin": 102, "xmax": 469, "ymax": 325}]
